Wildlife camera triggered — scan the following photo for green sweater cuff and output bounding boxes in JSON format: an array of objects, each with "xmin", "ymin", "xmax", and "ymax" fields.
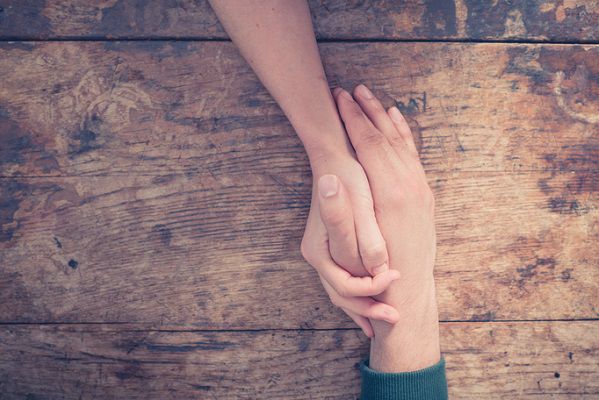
[{"xmin": 360, "ymin": 357, "xmax": 448, "ymax": 400}]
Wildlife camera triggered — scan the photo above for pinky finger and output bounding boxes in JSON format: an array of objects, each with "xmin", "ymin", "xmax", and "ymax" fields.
[
  {"xmin": 344, "ymin": 308, "xmax": 374, "ymax": 338},
  {"xmin": 388, "ymin": 106, "xmax": 418, "ymax": 156}
]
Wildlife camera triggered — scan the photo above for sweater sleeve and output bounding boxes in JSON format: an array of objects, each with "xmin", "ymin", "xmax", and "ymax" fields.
[{"xmin": 359, "ymin": 357, "xmax": 448, "ymax": 400}]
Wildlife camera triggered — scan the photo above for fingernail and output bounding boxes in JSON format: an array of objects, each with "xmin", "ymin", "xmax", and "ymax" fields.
[
  {"xmin": 318, "ymin": 174, "xmax": 338, "ymax": 198},
  {"xmin": 389, "ymin": 106, "xmax": 403, "ymax": 123},
  {"xmin": 372, "ymin": 263, "xmax": 388, "ymax": 275},
  {"xmin": 356, "ymin": 84, "xmax": 374, "ymax": 99}
]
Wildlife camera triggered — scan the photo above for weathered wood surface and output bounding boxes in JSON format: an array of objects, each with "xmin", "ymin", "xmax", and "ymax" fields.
[
  {"xmin": 0, "ymin": 7, "xmax": 598, "ymax": 400},
  {"xmin": 0, "ymin": 0, "xmax": 598, "ymax": 42},
  {"xmin": 0, "ymin": 170, "xmax": 596, "ymax": 325},
  {"xmin": 0, "ymin": 41, "xmax": 598, "ymax": 325},
  {"xmin": 1, "ymin": 42, "xmax": 597, "ymax": 178},
  {"xmin": 0, "ymin": 322, "xmax": 597, "ymax": 399}
]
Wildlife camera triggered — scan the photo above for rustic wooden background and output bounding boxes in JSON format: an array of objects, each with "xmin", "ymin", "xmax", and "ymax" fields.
[{"xmin": 0, "ymin": 1, "xmax": 598, "ymax": 399}]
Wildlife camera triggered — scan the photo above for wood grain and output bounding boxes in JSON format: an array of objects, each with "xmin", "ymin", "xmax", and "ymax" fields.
[
  {"xmin": 1, "ymin": 170, "xmax": 596, "ymax": 326},
  {"xmin": 0, "ymin": 8, "xmax": 598, "ymax": 399},
  {"xmin": 0, "ymin": 0, "xmax": 597, "ymax": 41},
  {"xmin": 1, "ymin": 42, "xmax": 597, "ymax": 178},
  {"xmin": 0, "ymin": 322, "xmax": 597, "ymax": 399}
]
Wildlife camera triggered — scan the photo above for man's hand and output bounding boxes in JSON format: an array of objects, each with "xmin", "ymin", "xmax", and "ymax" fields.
[{"xmin": 333, "ymin": 84, "xmax": 440, "ymax": 372}]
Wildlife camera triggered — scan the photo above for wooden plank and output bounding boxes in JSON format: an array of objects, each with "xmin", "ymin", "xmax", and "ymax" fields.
[
  {"xmin": 1, "ymin": 42, "xmax": 598, "ymax": 178},
  {"xmin": 0, "ymin": 1, "xmax": 597, "ymax": 41},
  {"xmin": 0, "ymin": 321, "xmax": 597, "ymax": 399},
  {"xmin": 1, "ymin": 170, "xmax": 596, "ymax": 325}
]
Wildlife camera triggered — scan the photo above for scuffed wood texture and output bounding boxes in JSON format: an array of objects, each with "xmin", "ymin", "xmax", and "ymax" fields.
[
  {"xmin": 1, "ymin": 42, "xmax": 597, "ymax": 326},
  {"xmin": 0, "ymin": 4, "xmax": 598, "ymax": 400},
  {"xmin": 0, "ymin": 0, "xmax": 597, "ymax": 41},
  {"xmin": 1, "ymin": 322, "xmax": 597, "ymax": 399}
]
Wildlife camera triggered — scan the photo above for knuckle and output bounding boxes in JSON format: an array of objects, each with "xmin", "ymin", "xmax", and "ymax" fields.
[
  {"xmin": 389, "ymin": 135, "xmax": 407, "ymax": 150},
  {"xmin": 362, "ymin": 242, "xmax": 387, "ymax": 265},
  {"xmin": 358, "ymin": 128, "xmax": 385, "ymax": 147},
  {"xmin": 345, "ymin": 100, "xmax": 365, "ymax": 118}
]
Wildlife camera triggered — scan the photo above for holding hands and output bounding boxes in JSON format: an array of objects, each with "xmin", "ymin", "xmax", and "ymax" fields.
[{"xmin": 301, "ymin": 85, "xmax": 437, "ymax": 348}]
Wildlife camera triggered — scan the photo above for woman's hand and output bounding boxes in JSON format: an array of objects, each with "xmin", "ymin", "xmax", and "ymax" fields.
[
  {"xmin": 300, "ymin": 148, "xmax": 401, "ymax": 338},
  {"xmin": 207, "ymin": 0, "xmax": 403, "ymax": 339}
]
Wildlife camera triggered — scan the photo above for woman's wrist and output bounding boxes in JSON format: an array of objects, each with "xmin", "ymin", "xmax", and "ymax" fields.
[{"xmin": 301, "ymin": 128, "xmax": 355, "ymax": 170}]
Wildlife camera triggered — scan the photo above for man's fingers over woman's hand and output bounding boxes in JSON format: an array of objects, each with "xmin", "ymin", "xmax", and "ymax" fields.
[
  {"xmin": 302, "ymin": 240, "xmax": 400, "ymax": 297},
  {"xmin": 320, "ymin": 277, "xmax": 400, "ymax": 324}
]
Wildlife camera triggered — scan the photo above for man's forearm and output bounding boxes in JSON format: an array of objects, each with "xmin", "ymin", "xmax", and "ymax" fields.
[
  {"xmin": 370, "ymin": 280, "xmax": 441, "ymax": 372},
  {"xmin": 208, "ymin": 0, "xmax": 351, "ymax": 160}
]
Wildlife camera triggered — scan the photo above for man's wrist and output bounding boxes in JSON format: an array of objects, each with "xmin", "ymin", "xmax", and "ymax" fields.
[{"xmin": 370, "ymin": 280, "xmax": 441, "ymax": 373}]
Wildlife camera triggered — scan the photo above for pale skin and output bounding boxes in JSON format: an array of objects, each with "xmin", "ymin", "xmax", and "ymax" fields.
[{"xmin": 209, "ymin": 0, "xmax": 440, "ymax": 373}]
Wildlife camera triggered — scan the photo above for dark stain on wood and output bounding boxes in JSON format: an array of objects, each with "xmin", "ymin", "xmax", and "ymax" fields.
[
  {"xmin": 0, "ymin": 179, "xmax": 26, "ymax": 243},
  {"xmin": 465, "ymin": 0, "xmax": 599, "ymax": 41},
  {"xmin": 539, "ymin": 171, "xmax": 597, "ymax": 215},
  {"xmin": 420, "ymin": 0, "xmax": 457, "ymax": 37},
  {"xmin": 146, "ymin": 340, "xmax": 233, "ymax": 352},
  {"xmin": 395, "ymin": 92, "xmax": 427, "ymax": 116},
  {"xmin": 1, "ymin": 1, "xmax": 597, "ymax": 41},
  {"xmin": 114, "ymin": 361, "xmax": 143, "ymax": 381},
  {"xmin": 0, "ymin": 109, "xmax": 32, "ymax": 166},
  {"xmin": 0, "ymin": 107, "xmax": 59, "ymax": 174},
  {"xmin": 561, "ymin": 268, "xmax": 573, "ymax": 282},
  {"xmin": 151, "ymin": 224, "xmax": 172, "ymax": 246},
  {"xmin": 506, "ymin": 46, "xmax": 598, "ymax": 128},
  {"xmin": 516, "ymin": 257, "xmax": 557, "ymax": 283},
  {"xmin": 298, "ymin": 332, "xmax": 312, "ymax": 353},
  {"xmin": 470, "ymin": 311, "xmax": 496, "ymax": 322},
  {"xmin": 0, "ymin": 0, "xmax": 50, "ymax": 38}
]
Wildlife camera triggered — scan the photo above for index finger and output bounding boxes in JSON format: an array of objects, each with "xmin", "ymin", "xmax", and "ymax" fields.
[{"xmin": 333, "ymin": 88, "xmax": 399, "ymax": 190}]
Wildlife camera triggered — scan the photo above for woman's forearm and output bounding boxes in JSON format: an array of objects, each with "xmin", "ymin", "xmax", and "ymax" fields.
[{"xmin": 208, "ymin": 0, "xmax": 351, "ymax": 160}]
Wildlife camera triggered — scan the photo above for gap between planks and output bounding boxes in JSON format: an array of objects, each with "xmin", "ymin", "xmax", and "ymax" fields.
[
  {"xmin": 1, "ymin": 319, "xmax": 598, "ymax": 330},
  {"xmin": 0, "ymin": 37, "xmax": 598, "ymax": 45}
]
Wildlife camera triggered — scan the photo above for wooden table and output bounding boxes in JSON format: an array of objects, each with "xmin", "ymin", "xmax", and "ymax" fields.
[{"xmin": 1, "ymin": 1, "xmax": 597, "ymax": 398}]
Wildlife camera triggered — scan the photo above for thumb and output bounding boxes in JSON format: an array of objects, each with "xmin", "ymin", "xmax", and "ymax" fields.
[{"xmin": 317, "ymin": 175, "xmax": 364, "ymax": 277}]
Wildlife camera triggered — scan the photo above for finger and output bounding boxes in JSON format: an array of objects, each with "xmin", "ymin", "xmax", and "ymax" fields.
[
  {"xmin": 353, "ymin": 84, "xmax": 399, "ymax": 142},
  {"xmin": 315, "ymin": 251, "xmax": 400, "ymax": 297},
  {"xmin": 343, "ymin": 309, "xmax": 374, "ymax": 338},
  {"xmin": 388, "ymin": 106, "xmax": 418, "ymax": 156},
  {"xmin": 333, "ymin": 88, "xmax": 398, "ymax": 190},
  {"xmin": 317, "ymin": 174, "xmax": 362, "ymax": 276},
  {"xmin": 322, "ymin": 277, "xmax": 400, "ymax": 324},
  {"xmin": 352, "ymin": 200, "xmax": 389, "ymax": 276}
]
